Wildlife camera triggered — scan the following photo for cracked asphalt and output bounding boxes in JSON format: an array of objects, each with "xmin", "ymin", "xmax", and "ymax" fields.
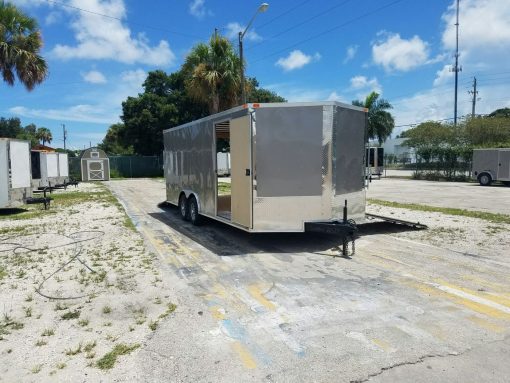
[{"xmin": 107, "ymin": 179, "xmax": 510, "ymax": 383}]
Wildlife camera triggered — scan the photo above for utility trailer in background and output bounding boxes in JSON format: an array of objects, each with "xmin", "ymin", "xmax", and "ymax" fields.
[
  {"xmin": 1, "ymin": 139, "xmax": 34, "ymax": 208},
  {"xmin": 472, "ymin": 148, "xmax": 510, "ymax": 186},
  {"xmin": 366, "ymin": 147, "xmax": 384, "ymax": 179},
  {"xmin": 31, "ymin": 151, "xmax": 69, "ymax": 189},
  {"xmin": 216, "ymin": 152, "xmax": 231, "ymax": 176},
  {"xmin": 163, "ymin": 102, "xmax": 367, "ymax": 239}
]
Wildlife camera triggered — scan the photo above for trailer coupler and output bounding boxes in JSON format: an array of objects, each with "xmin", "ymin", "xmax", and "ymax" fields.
[{"xmin": 304, "ymin": 219, "xmax": 358, "ymax": 257}]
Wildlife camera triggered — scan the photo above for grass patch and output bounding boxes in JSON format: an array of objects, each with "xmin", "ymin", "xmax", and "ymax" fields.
[
  {"xmin": 217, "ymin": 182, "xmax": 231, "ymax": 196},
  {"xmin": 96, "ymin": 343, "xmax": 140, "ymax": 370},
  {"xmin": 368, "ymin": 198, "xmax": 510, "ymax": 224},
  {"xmin": 61, "ymin": 310, "xmax": 80, "ymax": 320},
  {"xmin": 41, "ymin": 328, "xmax": 55, "ymax": 337},
  {"xmin": 0, "ymin": 266, "xmax": 7, "ymax": 280},
  {"xmin": 65, "ymin": 343, "xmax": 82, "ymax": 356}
]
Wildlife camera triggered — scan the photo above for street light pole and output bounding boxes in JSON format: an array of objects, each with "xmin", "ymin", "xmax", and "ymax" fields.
[{"xmin": 239, "ymin": 3, "xmax": 269, "ymax": 105}]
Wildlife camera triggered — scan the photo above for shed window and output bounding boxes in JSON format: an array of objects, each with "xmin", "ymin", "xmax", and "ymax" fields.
[{"xmin": 91, "ymin": 151, "xmax": 99, "ymax": 158}]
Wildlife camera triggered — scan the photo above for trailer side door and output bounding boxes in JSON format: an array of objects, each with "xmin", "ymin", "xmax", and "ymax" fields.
[
  {"xmin": 230, "ymin": 115, "xmax": 252, "ymax": 228},
  {"xmin": 498, "ymin": 150, "xmax": 510, "ymax": 181}
]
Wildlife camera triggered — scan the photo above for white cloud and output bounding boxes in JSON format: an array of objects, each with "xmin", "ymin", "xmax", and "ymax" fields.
[
  {"xmin": 349, "ymin": 76, "xmax": 382, "ymax": 94},
  {"xmin": 275, "ymin": 50, "xmax": 321, "ymax": 72},
  {"xmin": 326, "ymin": 92, "xmax": 348, "ymax": 103},
  {"xmin": 433, "ymin": 65, "xmax": 453, "ymax": 86},
  {"xmin": 372, "ymin": 32, "xmax": 430, "ymax": 72},
  {"xmin": 225, "ymin": 22, "xmax": 261, "ymax": 42},
  {"xmin": 189, "ymin": 0, "xmax": 212, "ymax": 19},
  {"xmin": 82, "ymin": 70, "xmax": 107, "ymax": 84},
  {"xmin": 51, "ymin": 0, "xmax": 175, "ymax": 66},
  {"xmin": 442, "ymin": 0, "xmax": 510, "ymax": 59},
  {"xmin": 343, "ymin": 45, "xmax": 358, "ymax": 64},
  {"xmin": 9, "ymin": 69, "xmax": 147, "ymax": 125},
  {"xmin": 45, "ymin": 11, "xmax": 62, "ymax": 25}
]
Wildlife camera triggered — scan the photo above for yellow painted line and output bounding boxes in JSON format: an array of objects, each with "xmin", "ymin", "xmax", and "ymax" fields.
[
  {"xmin": 468, "ymin": 315, "xmax": 506, "ymax": 333},
  {"xmin": 461, "ymin": 274, "xmax": 510, "ymax": 294},
  {"xmin": 247, "ymin": 284, "xmax": 276, "ymax": 311},
  {"xmin": 371, "ymin": 338, "xmax": 391, "ymax": 351},
  {"xmin": 209, "ymin": 306, "xmax": 226, "ymax": 320},
  {"xmin": 231, "ymin": 342, "xmax": 257, "ymax": 369},
  {"xmin": 403, "ymin": 279, "xmax": 510, "ymax": 320},
  {"xmin": 436, "ymin": 279, "xmax": 510, "ymax": 310}
]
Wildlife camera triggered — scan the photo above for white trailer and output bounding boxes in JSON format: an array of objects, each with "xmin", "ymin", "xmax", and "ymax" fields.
[
  {"xmin": 366, "ymin": 147, "xmax": 384, "ymax": 179},
  {"xmin": 31, "ymin": 151, "xmax": 70, "ymax": 189},
  {"xmin": 0, "ymin": 138, "xmax": 33, "ymax": 208},
  {"xmin": 216, "ymin": 152, "xmax": 231, "ymax": 176},
  {"xmin": 472, "ymin": 148, "xmax": 510, "ymax": 186},
  {"xmin": 163, "ymin": 102, "xmax": 367, "ymax": 235}
]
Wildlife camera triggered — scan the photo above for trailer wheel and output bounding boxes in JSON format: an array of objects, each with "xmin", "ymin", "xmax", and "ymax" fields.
[
  {"xmin": 188, "ymin": 196, "xmax": 202, "ymax": 226},
  {"xmin": 178, "ymin": 193, "xmax": 189, "ymax": 220},
  {"xmin": 478, "ymin": 173, "xmax": 492, "ymax": 186}
]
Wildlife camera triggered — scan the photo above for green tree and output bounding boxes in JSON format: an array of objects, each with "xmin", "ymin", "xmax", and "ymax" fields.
[
  {"xmin": 488, "ymin": 108, "xmax": 510, "ymax": 118},
  {"xmin": 98, "ymin": 123, "xmax": 134, "ymax": 155},
  {"xmin": 182, "ymin": 34, "xmax": 242, "ymax": 114},
  {"xmin": 352, "ymin": 92, "xmax": 395, "ymax": 144},
  {"xmin": 0, "ymin": 116, "xmax": 22, "ymax": 137},
  {"xmin": 246, "ymin": 78, "xmax": 286, "ymax": 103},
  {"xmin": 35, "ymin": 127, "xmax": 52, "ymax": 145},
  {"xmin": 0, "ymin": 2, "xmax": 48, "ymax": 90}
]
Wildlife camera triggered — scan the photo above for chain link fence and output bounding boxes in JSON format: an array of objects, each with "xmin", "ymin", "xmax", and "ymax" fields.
[{"xmin": 69, "ymin": 155, "xmax": 163, "ymax": 179}]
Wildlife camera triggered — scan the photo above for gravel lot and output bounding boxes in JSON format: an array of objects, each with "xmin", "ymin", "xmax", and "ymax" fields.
[{"xmin": 0, "ymin": 183, "xmax": 175, "ymax": 382}]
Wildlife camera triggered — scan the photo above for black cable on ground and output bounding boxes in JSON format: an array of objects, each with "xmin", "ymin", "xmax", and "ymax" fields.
[{"xmin": 0, "ymin": 230, "xmax": 105, "ymax": 300}]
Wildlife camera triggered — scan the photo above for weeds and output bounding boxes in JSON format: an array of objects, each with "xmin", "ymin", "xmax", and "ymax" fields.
[
  {"xmin": 96, "ymin": 343, "xmax": 140, "ymax": 370},
  {"xmin": 65, "ymin": 343, "xmax": 82, "ymax": 356},
  {"xmin": 102, "ymin": 305, "xmax": 112, "ymax": 314},
  {"xmin": 41, "ymin": 328, "xmax": 55, "ymax": 337},
  {"xmin": 61, "ymin": 310, "xmax": 80, "ymax": 320}
]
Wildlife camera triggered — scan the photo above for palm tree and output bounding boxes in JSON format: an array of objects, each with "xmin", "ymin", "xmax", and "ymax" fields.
[
  {"xmin": 0, "ymin": 2, "xmax": 48, "ymax": 91},
  {"xmin": 182, "ymin": 34, "xmax": 241, "ymax": 114},
  {"xmin": 36, "ymin": 127, "xmax": 52, "ymax": 145},
  {"xmin": 353, "ymin": 92, "xmax": 395, "ymax": 144}
]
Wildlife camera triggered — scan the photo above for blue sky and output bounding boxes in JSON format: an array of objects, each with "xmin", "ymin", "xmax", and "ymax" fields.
[{"xmin": 2, "ymin": 0, "xmax": 510, "ymax": 150}]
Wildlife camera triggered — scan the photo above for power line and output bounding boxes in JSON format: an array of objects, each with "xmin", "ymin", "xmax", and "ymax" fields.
[
  {"xmin": 256, "ymin": 0, "xmax": 313, "ymax": 30},
  {"xmin": 251, "ymin": 0, "xmax": 406, "ymax": 64},
  {"xmin": 247, "ymin": 0, "xmax": 353, "ymax": 52},
  {"xmin": 44, "ymin": 0, "xmax": 203, "ymax": 39}
]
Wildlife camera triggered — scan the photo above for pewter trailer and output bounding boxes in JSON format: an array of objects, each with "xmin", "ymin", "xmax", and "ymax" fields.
[
  {"xmin": 472, "ymin": 148, "xmax": 510, "ymax": 186},
  {"xmin": 163, "ymin": 102, "xmax": 367, "ymax": 233}
]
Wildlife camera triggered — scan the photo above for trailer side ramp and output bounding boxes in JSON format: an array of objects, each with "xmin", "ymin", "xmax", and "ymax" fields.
[{"xmin": 365, "ymin": 213, "xmax": 428, "ymax": 230}]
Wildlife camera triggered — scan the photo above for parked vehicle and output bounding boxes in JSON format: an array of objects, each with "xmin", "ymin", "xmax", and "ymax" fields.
[
  {"xmin": 472, "ymin": 148, "xmax": 510, "ymax": 186},
  {"xmin": 163, "ymin": 102, "xmax": 367, "ymax": 232},
  {"xmin": 31, "ymin": 151, "xmax": 69, "ymax": 188}
]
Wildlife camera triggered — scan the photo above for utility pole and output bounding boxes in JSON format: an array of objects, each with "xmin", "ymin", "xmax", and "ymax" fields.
[
  {"xmin": 62, "ymin": 124, "xmax": 67, "ymax": 150},
  {"xmin": 452, "ymin": 0, "xmax": 461, "ymax": 126},
  {"xmin": 468, "ymin": 77, "xmax": 478, "ymax": 117}
]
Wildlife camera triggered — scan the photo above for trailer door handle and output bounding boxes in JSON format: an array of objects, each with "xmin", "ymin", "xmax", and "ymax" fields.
[{"xmin": 245, "ymin": 169, "xmax": 251, "ymax": 176}]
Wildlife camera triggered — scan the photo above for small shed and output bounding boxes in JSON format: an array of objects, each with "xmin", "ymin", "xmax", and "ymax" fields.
[
  {"xmin": 0, "ymin": 138, "xmax": 32, "ymax": 208},
  {"xmin": 31, "ymin": 151, "xmax": 69, "ymax": 188},
  {"xmin": 80, "ymin": 147, "xmax": 110, "ymax": 181}
]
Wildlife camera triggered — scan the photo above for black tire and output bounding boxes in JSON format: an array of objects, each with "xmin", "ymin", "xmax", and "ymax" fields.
[
  {"xmin": 502, "ymin": 181, "xmax": 510, "ymax": 186},
  {"xmin": 188, "ymin": 196, "xmax": 202, "ymax": 226},
  {"xmin": 178, "ymin": 193, "xmax": 189, "ymax": 220},
  {"xmin": 478, "ymin": 173, "xmax": 492, "ymax": 186}
]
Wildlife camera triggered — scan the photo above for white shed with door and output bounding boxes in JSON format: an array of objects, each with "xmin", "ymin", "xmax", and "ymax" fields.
[
  {"xmin": 0, "ymin": 138, "xmax": 32, "ymax": 208},
  {"xmin": 80, "ymin": 147, "xmax": 110, "ymax": 181}
]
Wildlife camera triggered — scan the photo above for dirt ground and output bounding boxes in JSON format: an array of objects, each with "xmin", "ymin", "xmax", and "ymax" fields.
[
  {"xmin": 0, "ymin": 183, "xmax": 175, "ymax": 382},
  {"xmin": 1, "ymin": 178, "xmax": 509, "ymax": 382}
]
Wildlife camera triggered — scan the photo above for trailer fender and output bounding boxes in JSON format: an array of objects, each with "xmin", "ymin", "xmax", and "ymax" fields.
[{"xmin": 477, "ymin": 172, "xmax": 493, "ymax": 186}]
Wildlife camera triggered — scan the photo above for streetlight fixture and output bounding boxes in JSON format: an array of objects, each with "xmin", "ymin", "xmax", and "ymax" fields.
[{"xmin": 239, "ymin": 2, "xmax": 269, "ymax": 105}]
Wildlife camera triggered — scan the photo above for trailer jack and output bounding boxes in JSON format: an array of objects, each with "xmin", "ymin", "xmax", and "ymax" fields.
[{"xmin": 305, "ymin": 200, "xmax": 358, "ymax": 257}]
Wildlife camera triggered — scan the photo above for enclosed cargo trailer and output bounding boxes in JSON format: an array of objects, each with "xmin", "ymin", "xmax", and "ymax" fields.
[
  {"xmin": 0, "ymin": 138, "xmax": 33, "ymax": 208},
  {"xmin": 163, "ymin": 102, "xmax": 367, "ymax": 233},
  {"xmin": 31, "ymin": 151, "xmax": 69, "ymax": 188},
  {"xmin": 473, "ymin": 148, "xmax": 510, "ymax": 186},
  {"xmin": 366, "ymin": 147, "xmax": 384, "ymax": 179}
]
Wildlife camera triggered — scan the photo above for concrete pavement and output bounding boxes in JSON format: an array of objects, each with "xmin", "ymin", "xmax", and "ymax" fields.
[{"xmin": 107, "ymin": 179, "xmax": 510, "ymax": 382}]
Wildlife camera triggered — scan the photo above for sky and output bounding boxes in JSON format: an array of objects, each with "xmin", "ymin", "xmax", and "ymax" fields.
[{"xmin": 2, "ymin": 0, "xmax": 510, "ymax": 150}]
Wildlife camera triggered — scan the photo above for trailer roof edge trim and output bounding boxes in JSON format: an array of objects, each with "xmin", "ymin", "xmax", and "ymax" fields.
[{"xmin": 163, "ymin": 101, "xmax": 367, "ymax": 133}]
